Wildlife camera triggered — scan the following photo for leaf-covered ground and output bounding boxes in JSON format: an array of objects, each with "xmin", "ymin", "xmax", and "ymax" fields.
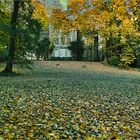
[{"xmin": 0, "ymin": 61, "xmax": 140, "ymax": 139}]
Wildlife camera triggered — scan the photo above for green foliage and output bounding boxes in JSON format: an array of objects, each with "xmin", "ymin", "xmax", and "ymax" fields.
[
  {"xmin": 70, "ymin": 41, "xmax": 84, "ymax": 60},
  {"xmin": 13, "ymin": 1, "xmax": 42, "ymax": 67},
  {"xmin": 0, "ymin": 44, "xmax": 7, "ymax": 61},
  {"xmin": 133, "ymin": 36, "xmax": 140, "ymax": 67},
  {"xmin": 0, "ymin": 0, "xmax": 10, "ymax": 62},
  {"xmin": 36, "ymin": 37, "xmax": 50, "ymax": 60},
  {"xmin": 106, "ymin": 34, "xmax": 139, "ymax": 68},
  {"xmin": 0, "ymin": 0, "xmax": 43, "ymax": 68},
  {"xmin": 119, "ymin": 36, "xmax": 138, "ymax": 68},
  {"xmin": 69, "ymin": 32, "xmax": 84, "ymax": 60},
  {"xmin": 108, "ymin": 56, "xmax": 120, "ymax": 66},
  {"xmin": 120, "ymin": 47, "xmax": 136, "ymax": 68},
  {"xmin": 0, "ymin": 0, "xmax": 10, "ymax": 20},
  {"xmin": 134, "ymin": 46, "xmax": 140, "ymax": 67}
]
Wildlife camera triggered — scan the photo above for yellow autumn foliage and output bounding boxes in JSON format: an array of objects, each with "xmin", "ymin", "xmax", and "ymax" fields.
[{"xmin": 32, "ymin": 0, "xmax": 48, "ymax": 28}]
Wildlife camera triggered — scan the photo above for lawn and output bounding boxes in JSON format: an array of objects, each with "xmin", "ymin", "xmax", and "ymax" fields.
[{"xmin": 0, "ymin": 61, "xmax": 140, "ymax": 139}]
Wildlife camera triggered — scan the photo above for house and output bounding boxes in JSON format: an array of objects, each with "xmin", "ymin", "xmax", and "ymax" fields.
[{"xmin": 39, "ymin": 0, "xmax": 77, "ymax": 59}]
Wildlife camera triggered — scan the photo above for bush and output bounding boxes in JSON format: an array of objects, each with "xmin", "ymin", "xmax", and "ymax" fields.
[
  {"xmin": 108, "ymin": 56, "xmax": 120, "ymax": 66},
  {"xmin": 69, "ymin": 41, "xmax": 84, "ymax": 60},
  {"xmin": 120, "ymin": 47, "xmax": 136, "ymax": 68},
  {"xmin": 36, "ymin": 37, "xmax": 50, "ymax": 60}
]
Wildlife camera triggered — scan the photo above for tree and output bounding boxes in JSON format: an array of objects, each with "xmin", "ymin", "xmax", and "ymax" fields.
[
  {"xmin": 100, "ymin": 0, "xmax": 139, "ymax": 67},
  {"xmin": 69, "ymin": 31, "xmax": 84, "ymax": 60},
  {"xmin": 15, "ymin": 1, "xmax": 42, "ymax": 68},
  {"xmin": 2, "ymin": 0, "xmax": 48, "ymax": 73},
  {"xmin": 66, "ymin": 0, "xmax": 139, "ymax": 67},
  {"xmin": 36, "ymin": 37, "xmax": 50, "ymax": 60},
  {"xmin": 32, "ymin": 0, "xmax": 48, "ymax": 28},
  {"xmin": 3, "ymin": 0, "xmax": 20, "ymax": 73},
  {"xmin": 0, "ymin": 0, "xmax": 10, "ymax": 62},
  {"xmin": 94, "ymin": 34, "xmax": 99, "ymax": 61}
]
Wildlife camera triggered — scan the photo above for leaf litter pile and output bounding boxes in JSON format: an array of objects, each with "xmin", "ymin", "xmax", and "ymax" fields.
[{"xmin": 0, "ymin": 62, "xmax": 140, "ymax": 139}]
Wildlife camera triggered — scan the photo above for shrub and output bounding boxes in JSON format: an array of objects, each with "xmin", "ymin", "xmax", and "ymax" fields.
[
  {"xmin": 120, "ymin": 47, "xmax": 136, "ymax": 68},
  {"xmin": 69, "ymin": 41, "xmax": 84, "ymax": 60},
  {"xmin": 36, "ymin": 37, "xmax": 50, "ymax": 60},
  {"xmin": 108, "ymin": 56, "xmax": 120, "ymax": 66}
]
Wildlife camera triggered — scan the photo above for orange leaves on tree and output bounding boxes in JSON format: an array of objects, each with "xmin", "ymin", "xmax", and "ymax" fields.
[
  {"xmin": 121, "ymin": 18, "xmax": 135, "ymax": 35},
  {"xmin": 50, "ymin": 0, "xmax": 138, "ymax": 41},
  {"xmin": 32, "ymin": 0, "xmax": 48, "ymax": 28},
  {"xmin": 50, "ymin": 8, "xmax": 71, "ymax": 32},
  {"xmin": 67, "ymin": 0, "xmax": 86, "ymax": 17},
  {"xmin": 68, "ymin": 0, "xmax": 86, "ymax": 6}
]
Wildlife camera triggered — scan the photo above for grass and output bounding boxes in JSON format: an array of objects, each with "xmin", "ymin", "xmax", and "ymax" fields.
[
  {"xmin": 0, "ymin": 63, "xmax": 4, "ymax": 72},
  {"xmin": 0, "ymin": 61, "xmax": 140, "ymax": 139}
]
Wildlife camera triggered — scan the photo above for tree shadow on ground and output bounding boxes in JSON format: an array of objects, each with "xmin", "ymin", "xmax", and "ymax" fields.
[{"xmin": 0, "ymin": 71, "xmax": 22, "ymax": 77}]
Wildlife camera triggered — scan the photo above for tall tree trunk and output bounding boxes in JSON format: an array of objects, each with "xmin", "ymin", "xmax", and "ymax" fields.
[
  {"xmin": 105, "ymin": 33, "xmax": 113, "ymax": 63},
  {"xmin": 90, "ymin": 45, "xmax": 94, "ymax": 61},
  {"xmin": 3, "ymin": 1, "xmax": 20, "ymax": 73},
  {"xmin": 105, "ymin": 39, "xmax": 109, "ymax": 63},
  {"xmin": 94, "ymin": 34, "xmax": 99, "ymax": 61}
]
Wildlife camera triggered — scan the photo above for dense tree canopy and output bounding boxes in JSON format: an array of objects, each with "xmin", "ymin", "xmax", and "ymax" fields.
[
  {"xmin": 0, "ymin": 0, "xmax": 139, "ymax": 73},
  {"xmin": 0, "ymin": 0, "xmax": 48, "ymax": 73},
  {"xmin": 50, "ymin": 0, "xmax": 140, "ymax": 67}
]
